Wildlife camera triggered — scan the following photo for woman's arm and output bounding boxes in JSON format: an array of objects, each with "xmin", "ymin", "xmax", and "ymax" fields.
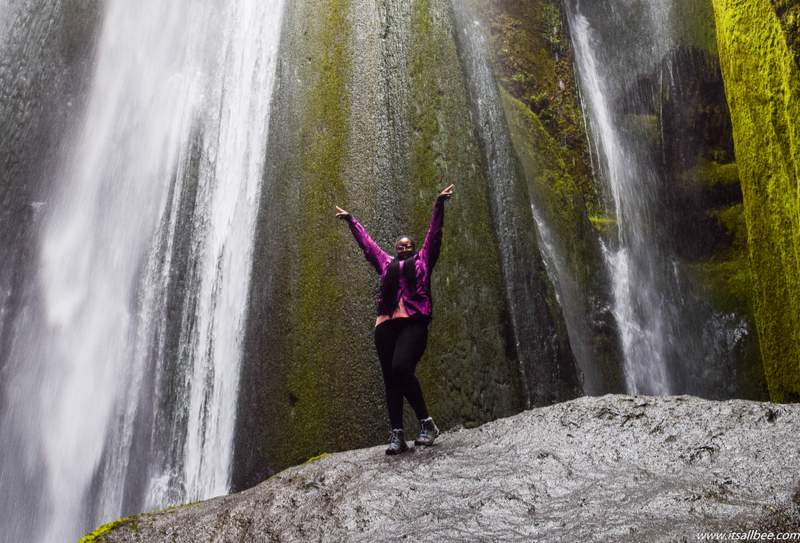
[
  {"xmin": 336, "ymin": 206, "xmax": 390, "ymax": 273},
  {"xmin": 419, "ymin": 184, "xmax": 454, "ymax": 270}
]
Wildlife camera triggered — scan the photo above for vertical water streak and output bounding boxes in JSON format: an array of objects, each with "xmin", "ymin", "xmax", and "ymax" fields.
[
  {"xmin": 530, "ymin": 205, "xmax": 599, "ymax": 392},
  {"xmin": 0, "ymin": 1, "xmax": 285, "ymax": 541},
  {"xmin": 566, "ymin": 3, "xmax": 673, "ymax": 394},
  {"xmin": 451, "ymin": 2, "xmax": 581, "ymax": 405}
]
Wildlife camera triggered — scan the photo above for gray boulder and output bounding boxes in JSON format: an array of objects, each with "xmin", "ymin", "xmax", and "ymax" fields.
[{"xmin": 93, "ymin": 394, "xmax": 800, "ymax": 542}]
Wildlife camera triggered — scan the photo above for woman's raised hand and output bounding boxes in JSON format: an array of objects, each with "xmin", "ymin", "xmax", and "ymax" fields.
[
  {"xmin": 335, "ymin": 206, "xmax": 351, "ymax": 220},
  {"xmin": 438, "ymin": 184, "xmax": 455, "ymax": 200}
]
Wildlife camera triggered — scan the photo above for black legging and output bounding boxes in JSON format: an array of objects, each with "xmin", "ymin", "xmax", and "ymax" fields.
[{"xmin": 374, "ymin": 314, "xmax": 431, "ymax": 429}]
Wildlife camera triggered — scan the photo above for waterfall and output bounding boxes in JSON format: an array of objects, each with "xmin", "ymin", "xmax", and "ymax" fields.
[
  {"xmin": 565, "ymin": 0, "xmax": 730, "ymax": 395},
  {"xmin": 566, "ymin": 0, "xmax": 677, "ymax": 395},
  {"xmin": 0, "ymin": 1, "xmax": 285, "ymax": 541}
]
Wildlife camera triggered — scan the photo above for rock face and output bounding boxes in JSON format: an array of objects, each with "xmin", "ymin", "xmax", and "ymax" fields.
[
  {"xmin": 93, "ymin": 395, "xmax": 800, "ymax": 542},
  {"xmin": 469, "ymin": 0, "xmax": 626, "ymax": 395},
  {"xmin": 712, "ymin": 0, "xmax": 800, "ymax": 403},
  {"xmin": 232, "ymin": 0, "xmax": 583, "ymax": 488}
]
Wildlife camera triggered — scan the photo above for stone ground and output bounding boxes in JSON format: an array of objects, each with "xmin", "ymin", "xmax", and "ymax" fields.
[{"xmin": 96, "ymin": 394, "xmax": 800, "ymax": 542}]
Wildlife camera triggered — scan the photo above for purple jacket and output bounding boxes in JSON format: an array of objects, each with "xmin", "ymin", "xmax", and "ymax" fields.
[{"xmin": 347, "ymin": 197, "xmax": 445, "ymax": 319}]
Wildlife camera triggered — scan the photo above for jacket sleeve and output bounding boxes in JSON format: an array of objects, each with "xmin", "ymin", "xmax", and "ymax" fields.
[
  {"xmin": 347, "ymin": 215, "xmax": 391, "ymax": 274},
  {"xmin": 419, "ymin": 197, "xmax": 445, "ymax": 270}
]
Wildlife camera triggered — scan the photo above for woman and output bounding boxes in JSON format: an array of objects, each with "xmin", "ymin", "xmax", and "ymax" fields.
[{"xmin": 335, "ymin": 183, "xmax": 455, "ymax": 455}]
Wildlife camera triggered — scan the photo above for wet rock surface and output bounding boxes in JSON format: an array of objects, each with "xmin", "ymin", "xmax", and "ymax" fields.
[{"xmin": 99, "ymin": 394, "xmax": 800, "ymax": 542}]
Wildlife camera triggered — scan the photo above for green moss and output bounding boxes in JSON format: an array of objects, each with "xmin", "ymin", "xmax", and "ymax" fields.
[
  {"xmin": 587, "ymin": 215, "xmax": 617, "ymax": 225},
  {"xmin": 284, "ymin": 0, "xmax": 354, "ymax": 459},
  {"xmin": 713, "ymin": 0, "xmax": 800, "ymax": 402},
  {"xmin": 500, "ymin": 85, "xmax": 624, "ymax": 391},
  {"xmin": 473, "ymin": 0, "xmax": 600, "ymax": 215},
  {"xmin": 78, "ymin": 516, "xmax": 137, "ymax": 543},
  {"xmin": 773, "ymin": 0, "xmax": 800, "ymax": 68},
  {"xmin": 688, "ymin": 256, "xmax": 752, "ymax": 315},
  {"xmin": 713, "ymin": 203, "xmax": 749, "ymax": 251},
  {"xmin": 303, "ymin": 452, "xmax": 332, "ymax": 464},
  {"xmin": 673, "ymin": 0, "xmax": 719, "ymax": 55},
  {"xmin": 500, "ymin": 87, "xmax": 592, "ymax": 284},
  {"xmin": 541, "ymin": 3, "xmax": 562, "ymax": 47},
  {"xmin": 683, "ymin": 158, "xmax": 740, "ymax": 188},
  {"xmin": 588, "ymin": 215, "xmax": 618, "ymax": 237}
]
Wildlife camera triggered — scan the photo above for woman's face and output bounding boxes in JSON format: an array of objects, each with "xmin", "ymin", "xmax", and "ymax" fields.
[{"xmin": 395, "ymin": 237, "xmax": 415, "ymax": 260}]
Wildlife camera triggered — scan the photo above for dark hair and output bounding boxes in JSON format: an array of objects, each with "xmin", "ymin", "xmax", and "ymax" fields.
[
  {"xmin": 377, "ymin": 255, "xmax": 418, "ymax": 315},
  {"xmin": 396, "ymin": 236, "xmax": 415, "ymax": 247}
]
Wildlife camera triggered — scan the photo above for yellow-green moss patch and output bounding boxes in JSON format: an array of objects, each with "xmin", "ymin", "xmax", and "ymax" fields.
[
  {"xmin": 78, "ymin": 516, "xmax": 137, "ymax": 543},
  {"xmin": 284, "ymin": 0, "xmax": 354, "ymax": 461},
  {"xmin": 682, "ymin": 158, "xmax": 740, "ymax": 188},
  {"xmin": 304, "ymin": 452, "xmax": 332, "ymax": 464},
  {"xmin": 713, "ymin": 0, "xmax": 800, "ymax": 401}
]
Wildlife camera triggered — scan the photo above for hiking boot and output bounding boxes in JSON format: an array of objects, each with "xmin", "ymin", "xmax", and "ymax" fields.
[
  {"xmin": 386, "ymin": 428, "xmax": 409, "ymax": 455},
  {"xmin": 414, "ymin": 417, "xmax": 440, "ymax": 446}
]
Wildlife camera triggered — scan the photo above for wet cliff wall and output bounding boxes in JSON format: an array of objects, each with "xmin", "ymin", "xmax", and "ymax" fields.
[
  {"xmin": 467, "ymin": 0, "xmax": 626, "ymax": 394},
  {"xmin": 660, "ymin": 0, "xmax": 767, "ymax": 398},
  {"xmin": 667, "ymin": 0, "xmax": 767, "ymax": 399},
  {"xmin": 232, "ymin": 0, "xmax": 582, "ymax": 488}
]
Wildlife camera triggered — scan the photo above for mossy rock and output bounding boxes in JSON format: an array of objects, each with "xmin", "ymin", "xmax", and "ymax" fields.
[
  {"xmin": 773, "ymin": 0, "xmax": 800, "ymax": 68},
  {"xmin": 682, "ymin": 158, "xmax": 739, "ymax": 188},
  {"xmin": 472, "ymin": 0, "xmax": 600, "ymax": 214},
  {"xmin": 78, "ymin": 517, "xmax": 137, "ymax": 543},
  {"xmin": 588, "ymin": 215, "xmax": 618, "ymax": 239},
  {"xmin": 710, "ymin": 203, "xmax": 748, "ymax": 252},
  {"xmin": 304, "ymin": 452, "xmax": 332, "ymax": 464},
  {"xmin": 499, "ymin": 84, "xmax": 624, "ymax": 393},
  {"xmin": 687, "ymin": 255, "xmax": 752, "ymax": 315},
  {"xmin": 713, "ymin": 0, "xmax": 800, "ymax": 402},
  {"xmin": 233, "ymin": 0, "xmax": 528, "ymax": 487},
  {"xmin": 672, "ymin": 0, "xmax": 720, "ymax": 55}
]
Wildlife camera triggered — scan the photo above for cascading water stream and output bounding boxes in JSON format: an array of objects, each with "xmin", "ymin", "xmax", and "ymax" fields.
[
  {"xmin": 565, "ymin": 0, "xmax": 733, "ymax": 396},
  {"xmin": 566, "ymin": 0, "xmax": 677, "ymax": 395},
  {"xmin": 0, "ymin": 1, "xmax": 285, "ymax": 541}
]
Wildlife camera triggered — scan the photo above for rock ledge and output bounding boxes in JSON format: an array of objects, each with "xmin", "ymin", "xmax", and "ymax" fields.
[{"xmin": 95, "ymin": 394, "xmax": 800, "ymax": 542}]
